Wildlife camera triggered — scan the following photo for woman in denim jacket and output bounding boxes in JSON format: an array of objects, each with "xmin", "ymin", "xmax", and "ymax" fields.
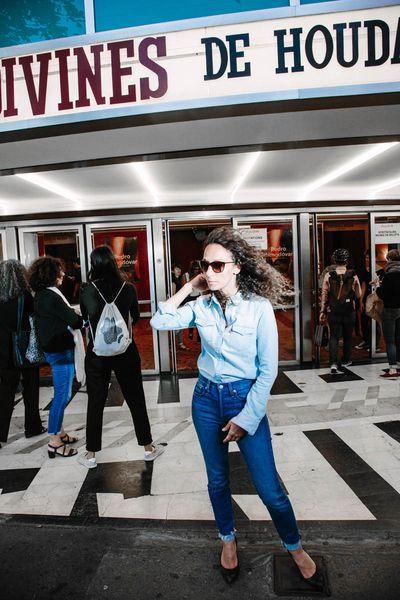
[{"xmin": 151, "ymin": 227, "xmax": 323, "ymax": 588}]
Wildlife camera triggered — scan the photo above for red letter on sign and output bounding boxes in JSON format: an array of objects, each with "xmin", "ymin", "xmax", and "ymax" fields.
[
  {"xmin": 19, "ymin": 52, "xmax": 51, "ymax": 116},
  {"xmin": 55, "ymin": 48, "xmax": 73, "ymax": 110},
  {"xmin": 74, "ymin": 44, "xmax": 106, "ymax": 108},
  {"xmin": 139, "ymin": 37, "xmax": 168, "ymax": 100},
  {"xmin": 108, "ymin": 40, "xmax": 136, "ymax": 104},
  {"xmin": 1, "ymin": 58, "xmax": 18, "ymax": 117}
]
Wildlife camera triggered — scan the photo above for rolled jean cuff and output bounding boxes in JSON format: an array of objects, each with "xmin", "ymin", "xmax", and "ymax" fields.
[
  {"xmin": 282, "ymin": 539, "xmax": 302, "ymax": 551},
  {"xmin": 218, "ymin": 530, "xmax": 236, "ymax": 542}
]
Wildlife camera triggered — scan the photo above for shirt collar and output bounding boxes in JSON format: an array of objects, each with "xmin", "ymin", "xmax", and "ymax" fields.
[{"xmin": 209, "ymin": 290, "xmax": 243, "ymax": 307}]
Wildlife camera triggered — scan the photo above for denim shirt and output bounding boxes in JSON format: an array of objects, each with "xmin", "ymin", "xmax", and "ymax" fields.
[{"xmin": 150, "ymin": 292, "xmax": 278, "ymax": 435}]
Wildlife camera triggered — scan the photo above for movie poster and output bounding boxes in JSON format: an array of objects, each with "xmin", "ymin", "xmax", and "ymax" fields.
[{"xmin": 92, "ymin": 229, "xmax": 150, "ymax": 302}]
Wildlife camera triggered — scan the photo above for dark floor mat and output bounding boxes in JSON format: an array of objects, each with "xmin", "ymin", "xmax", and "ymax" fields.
[
  {"xmin": 271, "ymin": 371, "xmax": 304, "ymax": 395},
  {"xmin": 319, "ymin": 368, "xmax": 363, "ymax": 383},
  {"xmin": 274, "ymin": 553, "xmax": 331, "ymax": 597}
]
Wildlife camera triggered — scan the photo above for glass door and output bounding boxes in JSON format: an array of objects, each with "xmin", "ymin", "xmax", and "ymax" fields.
[
  {"xmin": 313, "ymin": 213, "xmax": 370, "ymax": 365},
  {"xmin": 18, "ymin": 224, "xmax": 86, "ymax": 304},
  {"xmin": 166, "ymin": 218, "xmax": 232, "ymax": 374},
  {"xmin": 86, "ymin": 221, "xmax": 158, "ymax": 374},
  {"xmin": 232, "ymin": 216, "xmax": 300, "ymax": 364},
  {"xmin": 371, "ymin": 213, "xmax": 400, "ymax": 358}
]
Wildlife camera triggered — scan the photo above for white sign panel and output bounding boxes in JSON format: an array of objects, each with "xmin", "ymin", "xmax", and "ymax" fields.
[
  {"xmin": 239, "ymin": 227, "xmax": 268, "ymax": 249},
  {"xmin": 0, "ymin": 5, "xmax": 399, "ymax": 127},
  {"xmin": 375, "ymin": 221, "xmax": 400, "ymax": 244}
]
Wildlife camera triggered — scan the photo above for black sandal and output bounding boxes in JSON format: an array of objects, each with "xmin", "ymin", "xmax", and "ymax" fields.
[
  {"xmin": 48, "ymin": 443, "xmax": 78, "ymax": 458},
  {"xmin": 60, "ymin": 433, "xmax": 78, "ymax": 444}
]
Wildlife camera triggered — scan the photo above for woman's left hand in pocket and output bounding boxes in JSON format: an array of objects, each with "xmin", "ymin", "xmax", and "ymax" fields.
[{"xmin": 222, "ymin": 421, "xmax": 246, "ymax": 443}]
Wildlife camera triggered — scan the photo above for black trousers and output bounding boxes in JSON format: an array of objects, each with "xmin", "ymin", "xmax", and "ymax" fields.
[
  {"xmin": 85, "ymin": 343, "xmax": 153, "ymax": 452},
  {"xmin": 0, "ymin": 366, "xmax": 41, "ymax": 442},
  {"xmin": 328, "ymin": 313, "xmax": 355, "ymax": 366}
]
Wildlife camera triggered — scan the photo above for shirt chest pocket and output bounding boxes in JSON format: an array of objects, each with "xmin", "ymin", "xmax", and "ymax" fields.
[
  {"xmin": 194, "ymin": 318, "xmax": 217, "ymax": 343},
  {"xmin": 230, "ymin": 322, "xmax": 256, "ymax": 340}
]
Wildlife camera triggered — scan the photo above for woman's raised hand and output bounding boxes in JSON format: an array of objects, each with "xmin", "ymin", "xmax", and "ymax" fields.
[{"xmin": 190, "ymin": 273, "xmax": 209, "ymax": 292}]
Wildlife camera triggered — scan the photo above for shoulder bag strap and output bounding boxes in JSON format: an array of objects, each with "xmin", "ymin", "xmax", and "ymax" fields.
[
  {"xmin": 17, "ymin": 294, "xmax": 24, "ymax": 333},
  {"xmin": 113, "ymin": 282, "xmax": 126, "ymax": 303},
  {"xmin": 91, "ymin": 281, "xmax": 108, "ymax": 304}
]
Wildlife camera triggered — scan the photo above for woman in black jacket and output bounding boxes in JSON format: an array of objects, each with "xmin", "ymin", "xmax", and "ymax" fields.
[
  {"xmin": 0, "ymin": 260, "xmax": 44, "ymax": 447},
  {"xmin": 79, "ymin": 245, "xmax": 164, "ymax": 469},
  {"xmin": 29, "ymin": 257, "xmax": 84, "ymax": 458},
  {"xmin": 376, "ymin": 249, "xmax": 400, "ymax": 378}
]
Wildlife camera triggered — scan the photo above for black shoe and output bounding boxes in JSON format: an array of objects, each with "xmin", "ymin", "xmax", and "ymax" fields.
[
  {"xmin": 287, "ymin": 550, "xmax": 324, "ymax": 588},
  {"xmin": 25, "ymin": 426, "xmax": 47, "ymax": 438},
  {"xmin": 220, "ymin": 539, "xmax": 239, "ymax": 584}
]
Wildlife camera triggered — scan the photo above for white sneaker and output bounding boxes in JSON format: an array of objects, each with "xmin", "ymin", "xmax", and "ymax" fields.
[
  {"xmin": 330, "ymin": 364, "xmax": 344, "ymax": 375},
  {"xmin": 342, "ymin": 361, "xmax": 352, "ymax": 367},
  {"xmin": 77, "ymin": 452, "xmax": 97, "ymax": 469},
  {"xmin": 144, "ymin": 443, "xmax": 165, "ymax": 462}
]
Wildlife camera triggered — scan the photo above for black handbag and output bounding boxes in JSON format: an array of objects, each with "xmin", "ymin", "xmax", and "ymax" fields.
[
  {"xmin": 314, "ymin": 323, "xmax": 329, "ymax": 348},
  {"xmin": 12, "ymin": 295, "xmax": 30, "ymax": 368}
]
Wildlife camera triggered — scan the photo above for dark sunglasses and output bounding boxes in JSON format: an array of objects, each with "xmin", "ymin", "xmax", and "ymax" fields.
[{"xmin": 198, "ymin": 260, "xmax": 235, "ymax": 273}]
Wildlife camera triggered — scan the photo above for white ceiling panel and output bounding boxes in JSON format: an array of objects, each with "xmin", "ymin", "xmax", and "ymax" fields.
[{"xmin": 0, "ymin": 141, "xmax": 400, "ymax": 217}]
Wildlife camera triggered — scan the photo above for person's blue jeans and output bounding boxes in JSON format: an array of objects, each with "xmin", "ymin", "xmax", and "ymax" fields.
[
  {"xmin": 382, "ymin": 307, "xmax": 400, "ymax": 368},
  {"xmin": 192, "ymin": 374, "xmax": 301, "ymax": 549},
  {"xmin": 44, "ymin": 349, "xmax": 75, "ymax": 435}
]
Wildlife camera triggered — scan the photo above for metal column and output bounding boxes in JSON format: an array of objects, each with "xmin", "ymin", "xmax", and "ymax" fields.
[
  {"xmin": 299, "ymin": 213, "xmax": 313, "ymax": 363},
  {"xmin": 152, "ymin": 218, "xmax": 171, "ymax": 373}
]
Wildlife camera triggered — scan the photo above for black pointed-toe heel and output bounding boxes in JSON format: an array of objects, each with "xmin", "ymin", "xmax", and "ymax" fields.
[
  {"xmin": 287, "ymin": 550, "xmax": 324, "ymax": 588},
  {"xmin": 220, "ymin": 539, "xmax": 239, "ymax": 584}
]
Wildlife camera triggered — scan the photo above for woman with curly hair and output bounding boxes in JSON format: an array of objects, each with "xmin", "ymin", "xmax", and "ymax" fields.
[
  {"xmin": 29, "ymin": 257, "xmax": 83, "ymax": 459},
  {"xmin": 151, "ymin": 226, "xmax": 323, "ymax": 588},
  {"xmin": 0, "ymin": 260, "xmax": 44, "ymax": 447}
]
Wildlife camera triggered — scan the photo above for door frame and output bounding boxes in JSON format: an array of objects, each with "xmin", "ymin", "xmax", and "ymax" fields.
[
  {"xmin": 232, "ymin": 215, "xmax": 300, "ymax": 364},
  {"xmin": 0, "ymin": 228, "xmax": 7, "ymax": 260},
  {"xmin": 165, "ymin": 216, "xmax": 233, "ymax": 374},
  {"xmin": 313, "ymin": 211, "xmax": 371, "ymax": 363},
  {"xmin": 18, "ymin": 223, "xmax": 87, "ymax": 281},
  {"xmin": 85, "ymin": 219, "xmax": 159, "ymax": 375}
]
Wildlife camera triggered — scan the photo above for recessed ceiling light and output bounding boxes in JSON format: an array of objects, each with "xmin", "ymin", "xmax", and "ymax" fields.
[
  {"xmin": 299, "ymin": 142, "xmax": 399, "ymax": 200},
  {"xmin": 230, "ymin": 152, "xmax": 261, "ymax": 202},
  {"xmin": 16, "ymin": 173, "xmax": 81, "ymax": 202}
]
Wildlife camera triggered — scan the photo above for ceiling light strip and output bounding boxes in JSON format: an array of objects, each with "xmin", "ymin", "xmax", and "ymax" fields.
[
  {"xmin": 300, "ymin": 142, "xmax": 399, "ymax": 200},
  {"xmin": 129, "ymin": 162, "xmax": 160, "ymax": 204},
  {"xmin": 16, "ymin": 173, "xmax": 81, "ymax": 202},
  {"xmin": 230, "ymin": 152, "xmax": 262, "ymax": 202}
]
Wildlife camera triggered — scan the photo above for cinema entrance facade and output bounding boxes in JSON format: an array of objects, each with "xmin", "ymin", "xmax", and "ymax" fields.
[{"xmin": 0, "ymin": 0, "xmax": 399, "ymax": 374}]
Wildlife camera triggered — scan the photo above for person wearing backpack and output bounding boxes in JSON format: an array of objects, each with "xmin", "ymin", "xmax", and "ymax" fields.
[
  {"xmin": 320, "ymin": 249, "xmax": 362, "ymax": 375},
  {"xmin": 78, "ymin": 245, "xmax": 164, "ymax": 469}
]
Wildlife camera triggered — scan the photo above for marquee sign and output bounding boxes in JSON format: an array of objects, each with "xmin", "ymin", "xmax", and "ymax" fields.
[{"xmin": 0, "ymin": 5, "xmax": 399, "ymax": 127}]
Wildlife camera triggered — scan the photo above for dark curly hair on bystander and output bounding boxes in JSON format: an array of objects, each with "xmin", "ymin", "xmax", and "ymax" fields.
[{"xmin": 28, "ymin": 256, "xmax": 64, "ymax": 292}]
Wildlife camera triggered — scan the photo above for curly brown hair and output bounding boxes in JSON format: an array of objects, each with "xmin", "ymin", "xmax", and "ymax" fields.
[
  {"xmin": 28, "ymin": 256, "xmax": 64, "ymax": 292},
  {"xmin": 204, "ymin": 226, "xmax": 293, "ymax": 306}
]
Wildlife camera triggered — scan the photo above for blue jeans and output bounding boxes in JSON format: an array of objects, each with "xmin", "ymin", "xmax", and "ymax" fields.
[
  {"xmin": 192, "ymin": 374, "xmax": 301, "ymax": 549},
  {"xmin": 382, "ymin": 308, "xmax": 400, "ymax": 368},
  {"xmin": 44, "ymin": 349, "xmax": 75, "ymax": 435}
]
